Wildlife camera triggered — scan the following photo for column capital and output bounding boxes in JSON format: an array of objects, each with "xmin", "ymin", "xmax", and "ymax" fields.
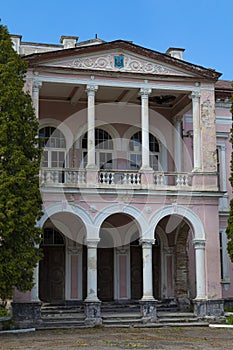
[
  {"xmin": 173, "ymin": 115, "xmax": 183, "ymax": 124},
  {"xmin": 140, "ymin": 238, "xmax": 155, "ymax": 247},
  {"xmin": 85, "ymin": 238, "xmax": 100, "ymax": 248},
  {"xmin": 192, "ymin": 239, "xmax": 206, "ymax": 249},
  {"xmin": 139, "ymin": 88, "xmax": 152, "ymax": 97},
  {"xmin": 86, "ymin": 84, "xmax": 98, "ymax": 95},
  {"xmin": 32, "ymin": 79, "xmax": 42, "ymax": 91},
  {"xmin": 190, "ymin": 91, "xmax": 201, "ymax": 101}
]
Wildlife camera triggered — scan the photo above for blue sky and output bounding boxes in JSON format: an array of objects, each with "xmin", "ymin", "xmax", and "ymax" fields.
[{"xmin": 1, "ymin": 0, "xmax": 232, "ymax": 80}]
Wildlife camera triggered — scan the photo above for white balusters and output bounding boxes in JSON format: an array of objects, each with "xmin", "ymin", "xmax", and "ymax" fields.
[
  {"xmin": 99, "ymin": 171, "xmax": 114, "ymax": 184},
  {"xmin": 154, "ymin": 173, "xmax": 165, "ymax": 186},
  {"xmin": 41, "ymin": 168, "xmax": 191, "ymax": 188},
  {"xmin": 99, "ymin": 171, "xmax": 140, "ymax": 185},
  {"xmin": 154, "ymin": 172, "xmax": 191, "ymax": 187},
  {"xmin": 41, "ymin": 168, "xmax": 86, "ymax": 185}
]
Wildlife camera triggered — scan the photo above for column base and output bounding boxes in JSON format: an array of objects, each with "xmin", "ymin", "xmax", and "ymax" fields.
[
  {"xmin": 177, "ymin": 297, "xmax": 191, "ymax": 312},
  {"xmin": 86, "ymin": 167, "xmax": 99, "ymax": 184},
  {"xmin": 139, "ymin": 168, "xmax": 154, "ymax": 186},
  {"xmin": 11, "ymin": 302, "xmax": 42, "ymax": 328},
  {"xmin": 193, "ymin": 299, "xmax": 224, "ymax": 318},
  {"xmin": 84, "ymin": 301, "xmax": 102, "ymax": 326},
  {"xmin": 139, "ymin": 300, "xmax": 157, "ymax": 323}
]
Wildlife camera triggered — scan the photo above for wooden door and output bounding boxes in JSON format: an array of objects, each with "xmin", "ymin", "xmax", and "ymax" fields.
[
  {"xmin": 97, "ymin": 248, "xmax": 114, "ymax": 301},
  {"xmin": 39, "ymin": 246, "xmax": 65, "ymax": 303},
  {"xmin": 130, "ymin": 245, "xmax": 142, "ymax": 300}
]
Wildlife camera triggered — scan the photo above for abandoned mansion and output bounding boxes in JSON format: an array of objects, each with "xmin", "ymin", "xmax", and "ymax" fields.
[{"xmin": 10, "ymin": 32, "xmax": 233, "ymax": 326}]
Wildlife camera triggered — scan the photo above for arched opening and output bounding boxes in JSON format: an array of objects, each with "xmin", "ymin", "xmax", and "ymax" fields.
[
  {"xmin": 39, "ymin": 224, "xmax": 65, "ymax": 303},
  {"xmin": 39, "ymin": 212, "xmax": 87, "ymax": 303},
  {"xmin": 98, "ymin": 213, "xmax": 142, "ymax": 301},
  {"xmin": 153, "ymin": 214, "xmax": 194, "ymax": 308}
]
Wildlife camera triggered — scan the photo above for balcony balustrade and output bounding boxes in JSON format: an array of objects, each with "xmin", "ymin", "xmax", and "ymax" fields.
[{"xmin": 40, "ymin": 167, "xmax": 193, "ymax": 189}]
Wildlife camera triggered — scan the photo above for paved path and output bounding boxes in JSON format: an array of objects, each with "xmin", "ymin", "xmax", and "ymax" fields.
[{"xmin": 1, "ymin": 326, "xmax": 233, "ymax": 349}]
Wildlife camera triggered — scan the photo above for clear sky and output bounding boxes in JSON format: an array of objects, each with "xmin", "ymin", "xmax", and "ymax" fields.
[{"xmin": 1, "ymin": 0, "xmax": 232, "ymax": 80}]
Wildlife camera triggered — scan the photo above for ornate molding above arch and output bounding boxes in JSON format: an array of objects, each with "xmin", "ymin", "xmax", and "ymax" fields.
[
  {"xmin": 93, "ymin": 203, "xmax": 149, "ymax": 237},
  {"xmin": 149, "ymin": 205, "xmax": 206, "ymax": 241}
]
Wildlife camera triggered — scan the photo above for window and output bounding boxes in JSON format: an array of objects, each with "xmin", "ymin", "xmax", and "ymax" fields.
[
  {"xmin": 39, "ymin": 127, "xmax": 66, "ymax": 183},
  {"xmin": 128, "ymin": 131, "xmax": 159, "ymax": 170},
  {"xmin": 39, "ymin": 127, "xmax": 66, "ymax": 168},
  {"xmin": 81, "ymin": 128, "xmax": 113, "ymax": 169},
  {"xmin": 41, "ymin": 227, "xmax": 64, "ymax": 246}
]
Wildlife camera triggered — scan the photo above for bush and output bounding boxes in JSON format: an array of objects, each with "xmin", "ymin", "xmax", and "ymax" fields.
[{"xmin": 226, "ymin": 314, "xmax": 233, "ymax": 325}]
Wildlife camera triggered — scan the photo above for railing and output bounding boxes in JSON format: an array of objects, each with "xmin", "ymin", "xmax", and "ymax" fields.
[
  {"xmin": 40, "ymin": 168, "xmax": 86, "ymax": 185},
  {"xmin": 154, "ymin": 172, "xmax": 192, "ymax": 187},
  {"xmin": 99, "ymin": 170, "xmax": 141, "ymax": 185},
  {"xmin": 40, "ymin": 168, "xmax": 192, "ymax": 189}
]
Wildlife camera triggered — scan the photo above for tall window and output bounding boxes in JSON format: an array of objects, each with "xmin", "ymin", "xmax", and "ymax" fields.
[
  {"xmin": 129, "ymin": 131, "xmax": 159, "ymax": 170},
  {"xmin": 81, "ymin": 128, "xmax": 113, "ymax": 169},
  {"xmin": 39, "ymin": 127, "xmax": 66, "ymax": 168}
]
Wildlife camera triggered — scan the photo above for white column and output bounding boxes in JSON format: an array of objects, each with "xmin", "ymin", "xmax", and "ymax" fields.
[
  {"xmin": 31, "ymin": 264, "xmax": 40, "ymax": 302},
  {"xmin": 86, "ymin": 85, "xmax": 98, "ymax": 168},
  {"xmin": 140, "ymin": 239, "xmax": 155, "ymax": 301},
  {"xmin": 193, "ymin": 240, "xmax": 207, "ymax": 299},
  {"xmin": 191, "ymin": 91, "xmax": 201, "ymax": 170},
  {"xmin": 139, "ymin": 88, "xmax": 152, "ymax": 170},
  {"xmin": 85, "ymin": 239, "xmax": 100, "ymax": 302},
  {"xmin": 32, "ymin": 79, "xmax": 42, "ymax": 119},
  {"xmin": 173, "ymin": 116, "xmax": 182, "ymax": 172}
]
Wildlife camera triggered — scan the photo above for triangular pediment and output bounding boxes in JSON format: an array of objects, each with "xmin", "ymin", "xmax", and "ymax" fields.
[
  {"xmin": 42, "ymin": 51, "xmax": 194, "ymax": 77},
  {"xmin": 25, "ymin": 40, "xmax": 221, "ymax": 80}
]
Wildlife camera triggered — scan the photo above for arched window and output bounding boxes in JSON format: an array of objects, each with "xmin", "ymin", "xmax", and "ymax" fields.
[
  {"xmin": 81, "ymin": 128, "xmax": 114, "ymax": 169},
  {"xmin": 129, "ymin": 131, "xmax": 159, "ymax": 170},
  {"xmin": 39, "ymin": 127, "xmax": 66, "ymax": 168},
  {"xmin": 41, "ymin": 227, "xmax": 65, "ymax": 246}
]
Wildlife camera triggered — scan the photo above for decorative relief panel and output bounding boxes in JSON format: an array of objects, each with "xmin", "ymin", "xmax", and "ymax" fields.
[{"xmin": 45, "ymin": 53, "xmax": 192, "ymax": 76}]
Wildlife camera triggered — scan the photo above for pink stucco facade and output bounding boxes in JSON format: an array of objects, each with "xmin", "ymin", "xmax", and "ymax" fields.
[{"xmin": 11, "ymin": 34, "xmax": 233, "ymax": 317}]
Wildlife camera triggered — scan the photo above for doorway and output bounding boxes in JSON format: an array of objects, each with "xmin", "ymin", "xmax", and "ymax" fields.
[{"xmin": 39, "ymin": 228, "xmax": 65, "ymax": 303}]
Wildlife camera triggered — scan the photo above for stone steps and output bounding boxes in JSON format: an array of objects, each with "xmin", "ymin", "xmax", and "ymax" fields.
[{"xmin": 37, "ymin": 303, "xmax": 209, "ymax": 329}]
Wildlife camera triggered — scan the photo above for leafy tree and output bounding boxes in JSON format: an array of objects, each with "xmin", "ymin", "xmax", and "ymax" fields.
[
  {"xmin": 227, "ymin": 83, "xmax": 233, "ymax": 261},
  {"xmin": 0, "ymin": 23, "xmax": 42, "ymax": 303}
]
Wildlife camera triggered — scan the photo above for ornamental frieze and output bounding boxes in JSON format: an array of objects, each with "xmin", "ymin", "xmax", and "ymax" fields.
[{"xmin": 46, "ymin": 53, "xmax": 190, "ymax": 76}]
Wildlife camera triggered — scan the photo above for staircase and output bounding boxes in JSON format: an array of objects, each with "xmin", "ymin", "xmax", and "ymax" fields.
[
  {"xmin": 157, "ymin": 311, "xmax": 208, "ymax": 327},
  {"xmin": 38, "ymin": 301, "xmax": 209, "ymax": 329},
  {"xmin": 101, "ymin": 301, "xmax": 142, "ymax": 327},
  {"xmin": 39, "ymin": 304, "xmax": 86, "ymax": 329}
]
